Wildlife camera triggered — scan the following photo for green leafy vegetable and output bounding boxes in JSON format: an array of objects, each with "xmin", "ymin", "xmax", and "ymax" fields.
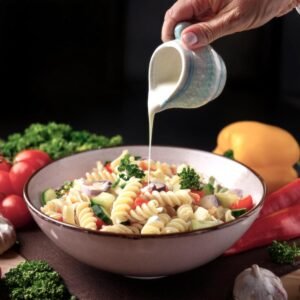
[
  {"xmin": 223, "ymin": 149, "xmax": 234, "ymax": 159},
  {"xmin": 2, "ymin": 260, "xmax": 76, "ymax": 300},
  {"xmin": 55, "ymin": 181, "xmax": 74, "ymax": 197},
  {"xmin": 268, "ymin": 240, "xmax": 300, "ymax": 264},
  {"xmin": 117, "ymin": 154, "xmax": 145, "ymax": 181},
  {"xmin": 178, "ymin": 166, "xmax": 200, "ymax": 190},
  {"xmin": 0, "ymin": 122, "xmax": 122, "ymax": 160}
]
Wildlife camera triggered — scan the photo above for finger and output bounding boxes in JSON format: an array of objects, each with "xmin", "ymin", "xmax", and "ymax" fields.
[
  {"xmin": 181, "ymin": 10, "xmax": 242, "ymax": 49},
  {"xmin": 161, "ymin": 0, "xmax": 210, "ymax": 42}
]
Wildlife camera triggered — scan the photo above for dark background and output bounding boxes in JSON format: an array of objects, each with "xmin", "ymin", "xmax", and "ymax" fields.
[{"xmin": 0, "ymin": 0, "xmax": 299, "ymax": 151}]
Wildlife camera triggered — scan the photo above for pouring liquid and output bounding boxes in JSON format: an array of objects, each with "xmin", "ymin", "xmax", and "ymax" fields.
[{"xmin": 147, "ymin": 83, "xmax": 179, "ymax": 183}]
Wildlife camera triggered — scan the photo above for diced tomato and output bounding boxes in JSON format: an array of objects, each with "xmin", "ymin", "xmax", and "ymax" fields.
[
  {"xmin": 231, "ymin": 195, "xmax": 254, "ymax": 210},
  {"xmin": 132, "ymin": 196, "xmax": 148, "ymax": 209},
  {"xmin": 96, "ymin": 218, "xmax": 105, "ymax": 229},
  {"xmin": 190, "ymin": 190, "xmax": 205, "ymax": 204},
  {"xmin": 57, "ymin": 216, "xmax": 63, "ymax": 222},
  {"xmin": 140, "ymin": 160, "xmax": 156, "ymax": 171},
  {"xmin": 105, "ymin": 163, "xmax": 113, "ymax": 173}
]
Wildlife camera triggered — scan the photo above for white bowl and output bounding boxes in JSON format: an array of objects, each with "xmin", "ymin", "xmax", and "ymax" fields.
[{"xmin": 24, "ymin": 146, "xmax": 266, "ymax": 278}]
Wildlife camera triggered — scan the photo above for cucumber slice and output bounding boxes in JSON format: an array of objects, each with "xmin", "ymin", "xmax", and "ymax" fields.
[
  {"xmin": 215, "ymin": 191, "xmax": 240, "ymax": 208},
  {"xmin": 91, "ymin": 192, "xmax": 115, "ymax": 213},
  {"xmin": 41, "ymin": 188, "xmax": 57, "ymax": 205},
  {"xmin": 92, "ymin": 204, "xmax": 112, "ymax": 225},
  {"xmin": 231, "ymin": 208, "xmax": 247, "ymax": 218}
]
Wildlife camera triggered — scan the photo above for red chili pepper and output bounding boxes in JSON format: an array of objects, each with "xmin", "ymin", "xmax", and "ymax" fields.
[
  {"xmin": 260, "ymin": 178, "xmax": 300, "ymax": 217},
  {"xmin": 231, "ymin": 195, "xmax": 254, "ymax": 210},
  {"xmin": 225, "ymin": 204, "xmax": 300, "ymax": 255}
]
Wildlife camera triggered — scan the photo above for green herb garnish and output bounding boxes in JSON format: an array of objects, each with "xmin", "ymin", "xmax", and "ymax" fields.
[
  {"xmin": 2, "ymin": 260, "xmax": 76, "ymax": 300},
  {"xmin": 223, "ymin": 149, "xmax": 234, "ymax": 159},
  {"xmin": 268, "ymin": 240, "xmax": 300, "ymax": 264},
  {"xmin": 117, "ymin": 154, "xmax": 145, "ymax": 181},
  {"xmin": 55, "ymin": 181, "xmax": 73, "ymax": 197},
  {"xmin": 0, "ymin": 122, "xmax": 122, "ymax": 160},
  {"xmin": 178, "ymin": 166, "xmax": 200, "ymax": 190}
]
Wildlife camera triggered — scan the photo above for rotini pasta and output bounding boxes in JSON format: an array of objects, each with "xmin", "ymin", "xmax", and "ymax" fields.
[
  {"xmin": 111, "ymin": 177, "xmax": 142, "ymax": 224},
  {"xmin": 143, "ymin": 190, "xmax": 193, "ymax": 207},
  {"xmin": 129, "ymin": 200, "xmax": 163, "ymax": 223},
  {"xmin": 75, "ymin": 202, "xmax": 97, "ymax": 230},
  {"xmin": 40, "ymin": 150, "xmax": 254, "ymax": 235}
]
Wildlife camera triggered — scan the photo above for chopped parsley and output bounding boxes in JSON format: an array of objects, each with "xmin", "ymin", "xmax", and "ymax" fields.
[
  {"xmin": 117, "ymin": 154, "xmax": 145, "ymax": 181},
  {"xmin": 178, "ymin": 166, "xmax": 201, "ymax": 190},
  {"xmin": 268, "ymin": 240, "xmax": 300, "ymax": 264},
  {"xmin": 223, "ymin": 149, "xmax": 234, "ymax": 159},
  {"xmin": 55, "ymin": 181, "xmax": 73, "ymax": 197}
]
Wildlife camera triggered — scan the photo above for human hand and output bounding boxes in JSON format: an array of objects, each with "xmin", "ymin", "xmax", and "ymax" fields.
[{"xmin": 162, "ymin": 0, "xmax": 300, "ymax": 49}]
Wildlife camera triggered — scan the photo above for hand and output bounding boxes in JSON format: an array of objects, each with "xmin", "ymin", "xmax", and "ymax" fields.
[{"xmin": 162, "ymin": 0, "xmax": 300, "ymax": 49}]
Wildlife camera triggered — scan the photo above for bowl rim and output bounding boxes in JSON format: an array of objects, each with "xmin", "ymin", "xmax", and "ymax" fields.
[{"xmin": 24, "ymin": 145, "xmax": 267, "ymax": 240}]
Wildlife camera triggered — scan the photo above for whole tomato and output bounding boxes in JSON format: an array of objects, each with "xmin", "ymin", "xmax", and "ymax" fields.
[
  {"xmin": 14, "ymin": 150, "xmax": 51, "ymax": 168},
  {"xmin": 0, "ymin": 156, "xmax": 11, "ymax": 172},
  {"xmin": 10, "ymin": 162, "xmax": 37, "ymax": 196},
  {"xmin": 0, "ymin": 170, "xmax": 14, "ymax": 196},
  {"xmin": 0, "ymin": 194, "xmax": 32, "ymax": 228}
]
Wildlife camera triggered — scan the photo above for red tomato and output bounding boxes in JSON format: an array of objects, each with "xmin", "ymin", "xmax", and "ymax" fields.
[
  {"xmin": 14, "ymin": 149, "xmax": 51, "ymax": 168},
  {"xmin": 0, "ymin": 170, "xmax": 14, "ymax": 196},
  {"xmin": 9, "ymin": 162, "xmax": 37, "ymax": 196},
  {"xmin": 0, "ymin": 194, "xmax": 32, "ymax": 228},
  {"xmin": 19, "ymin": 157, "xmax": 47, "ymax": 171},
  {"xmin": 231, "ymin": 195, "xmax": 254, "ymax": 210},
  {"xmin": 0, "ymin": 156, "xmax": 12, "ymax": 172}
]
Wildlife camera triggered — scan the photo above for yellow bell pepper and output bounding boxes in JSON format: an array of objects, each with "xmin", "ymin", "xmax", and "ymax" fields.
[{"xmin": 214, "ymin": 121, "xmax": 299, "ymax": 193}]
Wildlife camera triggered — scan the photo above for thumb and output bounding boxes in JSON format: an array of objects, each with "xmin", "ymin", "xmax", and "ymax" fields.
[{"xmin": 181, "ymin": 12, "xmax": 238, "ymax": 49}]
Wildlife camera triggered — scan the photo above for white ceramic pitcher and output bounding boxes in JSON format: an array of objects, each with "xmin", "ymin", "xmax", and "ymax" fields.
[{"xmin": 148, "ymin": 22, "xmax": 227, "ymax": 112}]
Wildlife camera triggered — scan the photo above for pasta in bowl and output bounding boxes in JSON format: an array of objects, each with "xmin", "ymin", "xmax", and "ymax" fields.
[{"xmin": 24, "ymin": 146, "xmax": 266, "ymax": 277}]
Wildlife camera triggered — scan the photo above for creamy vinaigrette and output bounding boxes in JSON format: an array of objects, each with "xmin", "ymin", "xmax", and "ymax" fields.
[{"xmin": 147, "ymin": 83, "xmax": 178, "ymax": 183}]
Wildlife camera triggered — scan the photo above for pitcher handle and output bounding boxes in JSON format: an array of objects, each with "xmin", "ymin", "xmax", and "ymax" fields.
[{"xmin": 174, "ymin": 22, "xmax": 192, "ymax": 40}]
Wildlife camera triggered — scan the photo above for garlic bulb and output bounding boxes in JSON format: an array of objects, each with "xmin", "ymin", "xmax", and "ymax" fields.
[
  {"xmin": 0, "ymin": 215, "xmax": 16, "ymax": 255},
  {"xmin": 233, "ymin": 264, "xmax": 288, "ymax": 300}
]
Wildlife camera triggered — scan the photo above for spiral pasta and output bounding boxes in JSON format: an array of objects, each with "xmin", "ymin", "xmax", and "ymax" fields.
[
  {"xmin": 177, "ymin": 204, "xmax": 194, "ymax": 222},
  {"xmin": 162, "ymin": 218, "xmax": 190, "ymax": 234},
  {"xmin": 143, "ymin": 190, "xmax": 193, "ymax": 207},
  {"xmin": 40, "ymin": 149, "xmax": 251, "ymax": 235},
  {"xmin": 129, "ymin": 200, "xmax": 163, "ymax": 223},
  {"xmin": 111, "ymin": 177, "xmax": 142, "ymax": 224},
  {"xmin": 85, "ymin": 161, "xmax": 118, "ymax": 183},
  {"xmin": 75, "ymin": 202, "xmax": 97, "ymax": 230},
  {"xmin": 41, "ymin": 198, "xmax": 64, "ymax": 220},
  {"xmin": 65, "ymin": 188, "xmax": 90, "ymax": 204}
]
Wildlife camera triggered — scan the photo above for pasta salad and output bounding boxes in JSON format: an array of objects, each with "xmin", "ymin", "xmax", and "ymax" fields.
[{"xmin": 40, "ymin": 150, "xmax": 254, "ymax": 235}]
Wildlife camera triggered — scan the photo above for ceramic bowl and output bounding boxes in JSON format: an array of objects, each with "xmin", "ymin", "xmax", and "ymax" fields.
[{"xmin": 24, "ymin": 146, "xmax": 266, "ymax": 278}]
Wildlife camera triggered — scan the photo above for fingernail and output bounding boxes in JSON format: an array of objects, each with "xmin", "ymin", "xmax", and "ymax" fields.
[{"xmin": 182, "ymin": 32, "xmax": 198, "ymax": 46}]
